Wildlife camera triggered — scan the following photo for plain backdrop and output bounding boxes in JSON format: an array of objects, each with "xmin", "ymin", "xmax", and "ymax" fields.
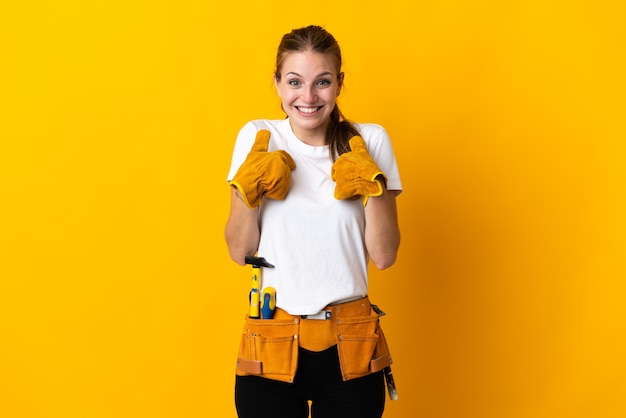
[{"xmin": 1, "ymin": 1, "xmax": 625, "ymax": 417}]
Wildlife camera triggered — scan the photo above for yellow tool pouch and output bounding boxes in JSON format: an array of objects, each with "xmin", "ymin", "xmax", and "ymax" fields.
[
  {"xmin": 336, "ymin": 307, "xmax": 392, "ymax": 380},
  {"xmin": 236, "ymin": 315, "xmax": 299, "ymax": 383},
  {"xmin": 235, "ymin": 297, "xmax": 393, "ymax": 383}
]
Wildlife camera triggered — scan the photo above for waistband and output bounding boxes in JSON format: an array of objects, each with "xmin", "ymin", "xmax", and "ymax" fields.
[{"xmin": 272, "ymin": 296, "xmax": 372, "ymax": 321}]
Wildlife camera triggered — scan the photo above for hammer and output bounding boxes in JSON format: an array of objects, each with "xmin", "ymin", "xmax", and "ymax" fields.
[{"xmin": 244, "ymin": 256, "xmax": 274, "ymax": 319}]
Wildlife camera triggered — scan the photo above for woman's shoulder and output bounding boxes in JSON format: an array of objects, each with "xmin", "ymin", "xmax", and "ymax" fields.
[
  {"xmin": 241, "ymin": 119, "xmax": 289, "ymax": 132},
  {"xmin": 353, "ymin": 122, "xmax": 390, "ymax": 142},
  {"xmin": 235, "ymin": 119, "xmax": 292, "ymax": 149}
]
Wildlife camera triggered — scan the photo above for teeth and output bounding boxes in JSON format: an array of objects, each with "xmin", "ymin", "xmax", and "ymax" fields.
[{"xmin": 298, "ymin": 106, "xmax": 320, "ymax": 114}]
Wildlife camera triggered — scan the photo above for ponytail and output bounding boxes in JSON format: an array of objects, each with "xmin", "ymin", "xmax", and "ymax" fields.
[{"xmin": 327, "ymin": 105, "xmax": 360, "ymax": 161}]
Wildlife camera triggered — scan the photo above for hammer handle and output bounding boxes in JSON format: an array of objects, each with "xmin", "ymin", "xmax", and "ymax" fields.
[{"xmin": 249, "ymin": 266, "xmax": 261, "ymax": 318}]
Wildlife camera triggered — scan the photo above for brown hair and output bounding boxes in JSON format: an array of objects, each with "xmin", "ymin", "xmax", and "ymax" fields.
[{"xmin": 274, "ymin": 25, "xmax": 360, "ymax": 160}]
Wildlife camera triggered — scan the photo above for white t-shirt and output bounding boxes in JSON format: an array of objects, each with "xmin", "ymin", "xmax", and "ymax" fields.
[{"xmin": 227, "ymin": 118, "xmax": 402, "ymax": 315}]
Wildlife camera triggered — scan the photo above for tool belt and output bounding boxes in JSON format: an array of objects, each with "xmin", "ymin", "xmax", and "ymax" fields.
[{"xmin": 236, "ymin": 297, "xmax": 393, "ymax": 383}]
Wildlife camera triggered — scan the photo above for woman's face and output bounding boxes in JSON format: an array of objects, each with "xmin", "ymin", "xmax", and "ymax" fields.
[{"xmin": 274, "ymin": 50, "xmax": 342, "ymax": 145}]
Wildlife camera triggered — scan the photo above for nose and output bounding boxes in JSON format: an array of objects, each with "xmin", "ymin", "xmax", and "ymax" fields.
[{"xmin": 302, "ymin": 85, "xmax": 317, "ymax": 103}]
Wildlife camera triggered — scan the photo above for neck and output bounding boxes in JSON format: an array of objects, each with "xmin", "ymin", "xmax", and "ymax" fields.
[{"xmin": 289, "ymin": 121, "xmax": 328, "ymax": 146}]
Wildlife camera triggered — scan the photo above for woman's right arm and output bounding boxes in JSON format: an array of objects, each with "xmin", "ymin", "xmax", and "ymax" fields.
[{"xmin": 225, "ymin": 187, "xmax": 260, "ymax": 265}]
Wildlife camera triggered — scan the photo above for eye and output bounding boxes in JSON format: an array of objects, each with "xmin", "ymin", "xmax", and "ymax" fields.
[
  {"xmin": 288, "ymin": 79, "xmax": 301, "ymax": 87},
  {"xmin": 317, "ymin": 79, "xmax": 331, "ymax": 86}
]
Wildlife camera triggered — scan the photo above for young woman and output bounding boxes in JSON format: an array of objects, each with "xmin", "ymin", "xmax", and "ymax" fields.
[{"xmin": 225, "ymin": 25, "xmax": 402, "ymax": 418}]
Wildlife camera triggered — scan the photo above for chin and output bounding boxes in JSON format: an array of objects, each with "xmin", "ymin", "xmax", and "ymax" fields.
[{"xmin": 295, "ymin": 119, "xmax": 327, "ymax": 132}]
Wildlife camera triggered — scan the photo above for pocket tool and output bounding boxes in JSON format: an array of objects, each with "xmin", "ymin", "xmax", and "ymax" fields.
[
  {"xmin": 261, "ymin": 287, "xmax": 276, "ymax": 319},
  {"xmin": 384, "ymin": 366, "xmax": 398, "ymax": 400},
  {"xmin": 244, "ymin": 256, "xmax": 274, "ymax": 319},
  {"xmin": 373, "ymin": 305, "xmax": 398, "ymax": 400}
]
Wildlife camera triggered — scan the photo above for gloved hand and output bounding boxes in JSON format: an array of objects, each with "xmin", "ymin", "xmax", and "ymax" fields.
[
  {"xmin": 331, "ymin": 135, "xmax": 387, "ymax": 206},
  {"xmin": 229, "ymin": 129, "xmax": 296, "ymax": 208}
]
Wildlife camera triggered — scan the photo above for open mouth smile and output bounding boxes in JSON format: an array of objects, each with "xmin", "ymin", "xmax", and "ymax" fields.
[{"xmin": 296, "ymin": 106, "xmax": 323, "ymax": 114}]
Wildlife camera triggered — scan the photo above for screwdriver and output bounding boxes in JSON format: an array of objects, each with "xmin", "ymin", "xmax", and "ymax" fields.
[{"xmin": 261, "ymin": 287, "xmax": 276, "ymax": 319}]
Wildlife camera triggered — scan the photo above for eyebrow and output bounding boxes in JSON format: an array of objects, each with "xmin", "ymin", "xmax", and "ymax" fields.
[{"xmin": 285, "ymin": 71, "xmax": 334, "ymax": 78}]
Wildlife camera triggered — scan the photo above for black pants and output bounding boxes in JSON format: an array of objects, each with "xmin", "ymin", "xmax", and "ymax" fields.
[{"xmin": 235, "ymin": 345, "xmax": 385, "ymax": 418}]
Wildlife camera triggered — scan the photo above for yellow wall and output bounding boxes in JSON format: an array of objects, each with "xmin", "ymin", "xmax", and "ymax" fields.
[{"xmin": 1, "ymin": 1, "xmax": 625, "ymax": 417}]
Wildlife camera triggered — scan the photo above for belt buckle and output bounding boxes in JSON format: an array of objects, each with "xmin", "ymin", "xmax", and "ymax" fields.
[{"xmin": 301, "ymin": 310, "xmax": 331, "ymax": 320}]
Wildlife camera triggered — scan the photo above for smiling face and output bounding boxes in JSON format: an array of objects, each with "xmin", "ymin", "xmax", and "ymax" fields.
[{"xmin": 274, "ymin": 50, "xmax": 343, "ymax": 145}]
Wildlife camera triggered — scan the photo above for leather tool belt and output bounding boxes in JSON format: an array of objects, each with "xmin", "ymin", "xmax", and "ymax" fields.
[{"xmin": 236, "ymin": 296, "xmax": 393, "ymax": 383}]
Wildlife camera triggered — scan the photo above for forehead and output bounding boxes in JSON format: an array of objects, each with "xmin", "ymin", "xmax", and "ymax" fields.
[{"xmin": 279, "ymin": 50, "xmax": 339, "ymax": 75}]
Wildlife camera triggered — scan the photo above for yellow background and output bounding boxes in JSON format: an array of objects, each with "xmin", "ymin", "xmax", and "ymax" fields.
[{"xmin": 1, "ymin": 1, "xmax": 625, "ymax": 417}]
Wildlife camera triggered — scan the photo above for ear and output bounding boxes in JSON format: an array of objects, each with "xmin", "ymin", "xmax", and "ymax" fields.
[
  {"xmin": 337, "ymin": 72, "xmax": 344, "ymax": 96},
  {"xmin": 274, "ymin": 74, "xmax": 281, "ymax": 97}
]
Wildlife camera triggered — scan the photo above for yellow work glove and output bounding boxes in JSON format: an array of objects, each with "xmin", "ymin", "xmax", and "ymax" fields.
[
  {"xmin": 229, "ymin": 129, "xmax": 296, "ymax": 208},
  {"xmin": 331, "ymin": 135, "xmax": 387, "ymax": 206}
]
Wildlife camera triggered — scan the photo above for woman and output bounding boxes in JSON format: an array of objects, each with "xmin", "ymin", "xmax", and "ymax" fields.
[{"xmin": 225, "ymin": 25, "xmax": 402, "ymax": 418}]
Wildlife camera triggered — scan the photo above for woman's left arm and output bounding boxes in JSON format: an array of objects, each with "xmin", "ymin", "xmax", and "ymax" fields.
[{"xmin": 364, "ymin": 179, "xmax": 400, "ymax": 270}]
